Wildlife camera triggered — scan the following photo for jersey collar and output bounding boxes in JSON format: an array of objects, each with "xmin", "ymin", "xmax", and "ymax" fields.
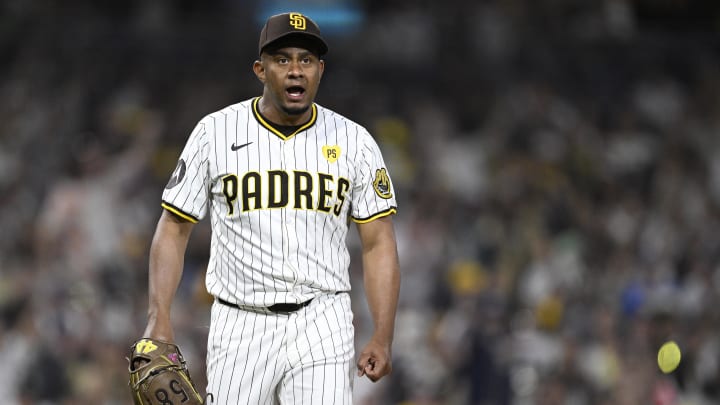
[{"xmin": 252, "ymin": 97, "xmax": 317, "ymax": 140}]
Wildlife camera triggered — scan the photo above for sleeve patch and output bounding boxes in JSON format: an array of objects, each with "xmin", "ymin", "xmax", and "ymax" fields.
[
  {"xmin": 165, "ymin": 159, "xmax": 186, "ymax": 190},
  {"xmin": 372, "ymin": 168, "xmax": 393, "ymax": 199}
]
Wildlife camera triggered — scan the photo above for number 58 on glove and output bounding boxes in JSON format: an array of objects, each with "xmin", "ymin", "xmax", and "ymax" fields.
[{"xmin": 128, "ymin": 338, "xmax": 204, "ymax": 405}]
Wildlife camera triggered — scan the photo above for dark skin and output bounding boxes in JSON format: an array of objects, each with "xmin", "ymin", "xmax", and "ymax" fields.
[
  {"xmin": 143, "ymin": 43, "xmax": 400, "ymax": 384},
  {"xmin": 142, "ymin": 210, "xmax": 193, "ymax": 343},
  {"xmin": 354, "ymin": 215, "xmax": 400, "ymax": 382},
  {"xmin": 252, "ymin": 46, "xmax": 325, "ymax": 125}
]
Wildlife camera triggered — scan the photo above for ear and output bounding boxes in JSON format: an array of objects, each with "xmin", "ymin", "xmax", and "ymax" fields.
[
  {"xmin": 318, "ymin": 59, "xmax": 325, "ymax": 79},
  {"xmin": 253, "ymin": 60, "xmax": 266, "ymax": 83}
]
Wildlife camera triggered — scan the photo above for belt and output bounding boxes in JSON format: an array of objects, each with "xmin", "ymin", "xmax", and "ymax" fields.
[{"xmin": 217, "ymin": 297, "xmax": 313, "ymax": 314}]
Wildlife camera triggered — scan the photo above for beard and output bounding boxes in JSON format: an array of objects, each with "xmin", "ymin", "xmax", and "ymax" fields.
[{"xmin": 281, "ymin": 104, "xmax": 310, "ymax": 116}]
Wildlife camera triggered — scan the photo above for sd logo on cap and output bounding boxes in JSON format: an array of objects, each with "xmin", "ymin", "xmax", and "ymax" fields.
[{"xmin": 258, "ymin": 12, "xmax": 329, "ymax": 56}]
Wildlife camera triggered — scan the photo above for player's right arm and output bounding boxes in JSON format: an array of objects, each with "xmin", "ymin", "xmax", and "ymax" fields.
[
  {"xmin": 142, "ymin": 117, "xmax": 209, "ymax": 342},
  {"xmin": 142, "ymin": 210, "xmax": 196, "ymax": 342}
]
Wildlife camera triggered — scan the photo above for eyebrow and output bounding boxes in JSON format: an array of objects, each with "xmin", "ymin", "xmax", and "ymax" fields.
[{"xmin": 267, "ymin": 49, "xmax": 316, "ymax": 59}]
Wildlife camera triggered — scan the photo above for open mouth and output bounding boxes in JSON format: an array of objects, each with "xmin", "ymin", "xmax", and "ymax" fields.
[{"xmin": 286, "ymin": 86, "xmax": 305, "ymax": 100}]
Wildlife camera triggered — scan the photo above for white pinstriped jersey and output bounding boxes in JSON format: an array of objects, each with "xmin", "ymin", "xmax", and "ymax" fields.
[{"xmin": 162, "ymin": 97, "xmax": 397, "ymax": 307}]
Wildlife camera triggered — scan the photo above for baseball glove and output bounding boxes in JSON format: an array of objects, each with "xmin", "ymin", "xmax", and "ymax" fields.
[{"xmin": 128, "ymin": 338, "xmax": 204, "ymax": 405}]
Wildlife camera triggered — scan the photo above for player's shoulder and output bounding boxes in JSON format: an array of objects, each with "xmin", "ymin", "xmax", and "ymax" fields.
[
  {"xmin": 315, "ymin": 104, "xmax": 372, "ymax": 138},
  {"xmin": 186, "ymin": 99, "xmax": 253, "ymax": 140},
  {"xmin": 202, "ymin": 99, "xmax": 254, "ymax": 122}
]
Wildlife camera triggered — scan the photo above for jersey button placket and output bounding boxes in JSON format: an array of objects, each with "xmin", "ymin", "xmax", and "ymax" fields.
[{"xmin": 280, "ymin": 140, "xmax": 299, "ymax": 298}]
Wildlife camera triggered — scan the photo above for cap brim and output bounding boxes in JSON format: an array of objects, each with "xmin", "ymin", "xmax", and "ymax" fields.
[{"xmin": 260, "ymin": 32, "xmax": 328, "ymax": 56}]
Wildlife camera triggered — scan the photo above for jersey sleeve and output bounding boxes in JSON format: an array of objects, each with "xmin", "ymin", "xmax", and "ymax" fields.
[
  {"xmin": 161, "ymin": 120, "xmax": 210, "ymax": 223},
  {"xmin": 350, "ymin": 131, "xmax": 398, "ymax": 223}
]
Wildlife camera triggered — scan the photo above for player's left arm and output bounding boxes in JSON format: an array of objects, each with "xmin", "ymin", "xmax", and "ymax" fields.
[{"xmin": 355, "ymin": 214, "xmax": 400, "ymax": 382}]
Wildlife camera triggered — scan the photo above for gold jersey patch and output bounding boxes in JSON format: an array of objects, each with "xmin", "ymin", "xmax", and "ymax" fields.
[
  {"xmin": 322, "ymin": 145, "xmax": 341, "ymax": 163},
  {"xmin": 373, "ymin": 168, "xmax": 393, "ymax": 199}
]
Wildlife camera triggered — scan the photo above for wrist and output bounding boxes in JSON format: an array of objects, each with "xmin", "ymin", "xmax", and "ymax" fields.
[
  {"xmin": 143, "ymin": 316, "xmax": 174, "ymax": 342},
  {"xmin": 371, "ymin": 331, "xmax": 394, "ymax": 347}
]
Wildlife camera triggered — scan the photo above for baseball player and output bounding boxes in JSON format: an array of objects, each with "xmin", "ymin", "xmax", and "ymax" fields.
[{"xmin": 139, "ymin": 12, "xmax": 400, "ymax": 404}]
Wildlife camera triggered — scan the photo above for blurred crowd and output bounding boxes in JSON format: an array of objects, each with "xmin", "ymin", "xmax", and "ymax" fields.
[{"xmin": 2, "ymin": 0, "xmax": 720, "ymax": 404}]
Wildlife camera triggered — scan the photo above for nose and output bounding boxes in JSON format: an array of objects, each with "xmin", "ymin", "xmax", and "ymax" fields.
[{"xmin": 287, "ymin": 60, "xmax": 304, "ymax": 77}]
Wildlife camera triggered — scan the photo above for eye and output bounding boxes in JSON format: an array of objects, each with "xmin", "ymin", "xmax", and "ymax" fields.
[
  {"xmin": 277, "ymin": 57, "xmax": 289, "ymax": 64},
  {"xmin": 301, "ymin": 57, "xmax": 311, "ymax": 64}
]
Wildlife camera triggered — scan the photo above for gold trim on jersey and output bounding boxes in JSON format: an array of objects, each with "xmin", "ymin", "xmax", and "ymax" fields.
[
  {"xmin": 161, "ymin": 201, "xmax": 199, "ymax": 223},
  {"xmin": 352, "ymin": 207, "xmax": 397, "ymax": 224},
  {"xmin": 252, "ymin": 97, "xmax": 317, "ymax": 140}
]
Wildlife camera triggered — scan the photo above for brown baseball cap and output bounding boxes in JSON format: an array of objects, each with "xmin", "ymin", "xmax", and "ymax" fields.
[{"xmin": 258, "ymin": 12, "xmax": 329, "ymax": 56}]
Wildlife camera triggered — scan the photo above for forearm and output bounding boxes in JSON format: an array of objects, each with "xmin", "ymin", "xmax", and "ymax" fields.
[
  {"xmin": 363, "ymin": 250, "xmax": 400, "ymax": 343},
  {"xmin": 145, "ymin": 237, "xmax": 185, "ymax": 335},
  {"xmin": 361, "ymin": 220, "xmax": 400, "ymax": 344},
  {"xmin": 143, "ymin": 211, "xmax": 194, "ymax": 341}
]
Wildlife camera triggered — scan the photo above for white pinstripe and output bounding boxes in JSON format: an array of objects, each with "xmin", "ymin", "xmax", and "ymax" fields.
[
  {"xmin": 162, "ymin": 98, "xmax": 396, "ymax": 404},
  {"xmin": 206, "ymin": 293, "xmax": 354, "ymax": 404}
]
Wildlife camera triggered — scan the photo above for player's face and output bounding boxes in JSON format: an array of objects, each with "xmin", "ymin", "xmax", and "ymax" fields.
[{"xmin": 254, "ymin": 47, "xmax": 324, "ymax": 124}]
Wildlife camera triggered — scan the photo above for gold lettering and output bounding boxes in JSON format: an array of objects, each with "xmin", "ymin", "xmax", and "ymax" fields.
[
  {"xmin": 136, "ymin": 339, "xmax": 158, "ymax": 354},
  {"xmin": 289, "ymin": 13, "xmax": 306, "ymax": 30}
]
